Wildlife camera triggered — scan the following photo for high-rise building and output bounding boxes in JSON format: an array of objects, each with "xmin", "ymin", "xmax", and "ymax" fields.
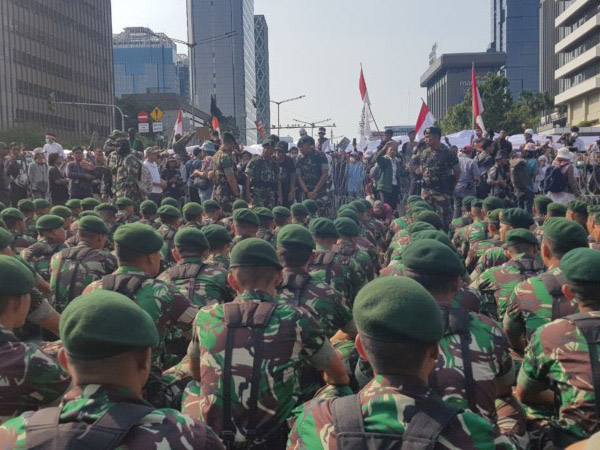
[
  {"xmin": 113, "ymin": 27, "xmax": 179, "ymax": 98},
  {"xmin": 0, "ymin": 0, "xmax": 114, "ymax": 141},
  {"xmin": 539, "ymin": 0, "xmax": 560, "ymax": 98},
  {"xmin": 177, "ymin": 54, "xmax": 191, "ymax": 104},
  {"xmin": 490, "ymin": 0, "xmax": 540, "ymax": 97},
  {"xmin": 188, "ymin": 0, "xmax": 257, "ymax": 144},
  {"xmin": 254, "ymin": 15, "xmax": 271, "ymax": 136}
]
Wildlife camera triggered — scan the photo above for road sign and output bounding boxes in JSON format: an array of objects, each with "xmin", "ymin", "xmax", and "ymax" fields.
[
  {"xmin": 152, "ymin": 122, "xmax": 163, "ymax": 133},
  {"xmin": 137, "ymin": 111, "xmax": 149, "ymax": 123},
  {"xmin": 138, "ymin": 123, "xmax": 149, "ymax": 133},
  {"xmin": 151, "ymin": 107, "xmax": 164, "ymax": 122}
]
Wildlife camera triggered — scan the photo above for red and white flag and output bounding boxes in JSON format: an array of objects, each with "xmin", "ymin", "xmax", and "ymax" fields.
[
  {"xmin": 173, "ymin": 109, "xmax": 183, "ymax": 136},
  {"xmin": 472, "ymin": 63, "xmax": 485, "ymax": 131},
  {"xmin": 358, "ymin": 68, "xmax": 373, "ymax": 150},
  {"xmin": 415, "ymin": 100, "xmax": 436, "ymax": 141},
  {"xmin": 212, "ymin": 116, "xmax": 220, "ymax": 135}
]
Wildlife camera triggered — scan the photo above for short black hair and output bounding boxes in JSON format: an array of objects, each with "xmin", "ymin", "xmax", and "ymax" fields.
[
  {"xmin": 482, "ymin": 139, "xmax": 493, "ymax": 150},
  {"xmin": 360, "ymin": 334, "xmax": 435, "ymax": 375},
  {"xmin": 48, "ymin": 153, "xmax": 60, "ymax": 165},
  {"xmin": 507, "ymin": 242, "xmax": 537, "ymax": 254},
  {"xmin": 115, "ymin": 245, "xmax": 145, "ymax": 264},
  {"xmin": 277, "ymin": 247, "xmax": 312, "ymax": 267},
  {"xmin": 568, "ymin": 283, "xmax": 600, "ymax": 309},
  {"xmin": 3, "ymin": 217, "xmax": 22, "ymax": 230},
  {"xmin": 543, "ymin": 236, "xmax": 577, "ymax": 260},
  {"xmin": 403, "ymin": 268, "xmax": 459, "ymax": 297}
]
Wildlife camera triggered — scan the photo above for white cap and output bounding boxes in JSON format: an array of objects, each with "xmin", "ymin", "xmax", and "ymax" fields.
[
  {"xmin": 524, "ymin": 129, "xmax": 534, "ymax": 136},
  {"xmin": 33, "ymin": 147, "xmax": 45, "ymax": 154},
  {"xmin": 556, "ymin": 147, "xmax": 572, "ymax": 161}
]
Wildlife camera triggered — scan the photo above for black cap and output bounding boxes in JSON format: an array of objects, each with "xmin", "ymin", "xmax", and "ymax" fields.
[
  {"xmin": 318, "ymin": 127, "xmax": 326, "ymax": 133},
  {"xmin": 385, "ymin": 129, "xmax": 394, "ymax": 137},
  {"xmin": 268, "ymin": 134, "xmax": 280, "ymax": 144},
  {"xmin": 276, "ymin": 141, "xmax": 289, "ymax": 152},
  {"xmin": 424, "ymin": 127, "xmax": 442, "ymax": 137},
  {"xmin": 222, "ymin": 132, "xmax": 235, "ymax": 144}
]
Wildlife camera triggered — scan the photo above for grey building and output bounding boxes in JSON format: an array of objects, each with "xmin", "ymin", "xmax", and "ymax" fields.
[
  {"xmin": 0, "ymin": 0, "xmax": 114, "ymax": 142},
  {"xmin": 254, "ymin": 15, "xmax": 271, "ymax": 136},
  {"xmin": 539, "ymin": 0, "xmax": 560, "ymax": 98},
  {"xmin": 420, "ymin": 52, "xmax": 507, "ymax": 122},
  {"xmin": 490, "ymin": 0, "xmax": 540, "ymax": 98},
  {"xmin": 177, "ymin": 54, "xmax": 191, "ymax": 104},
  {"xmin": 187, "ymin": 0, "xmax": 257, "ymax": 144}
]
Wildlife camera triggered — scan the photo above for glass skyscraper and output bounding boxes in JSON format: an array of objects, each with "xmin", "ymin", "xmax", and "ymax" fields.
[
  {"xmin": 254, "ymin": 15, "xmax": 271, "ymax": 135},
  {"xmin": 188, "ymin": 0, "xmax": 257, "ymax": 144}
]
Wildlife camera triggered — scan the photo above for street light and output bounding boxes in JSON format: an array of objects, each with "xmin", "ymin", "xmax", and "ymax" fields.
[
  {"xmin": 292, "ymin": 118, "xmax": 333, "ymax": 137},
  {"xmin": 270, "ymin": 95, "xmax": 306, "ymax": 136}
]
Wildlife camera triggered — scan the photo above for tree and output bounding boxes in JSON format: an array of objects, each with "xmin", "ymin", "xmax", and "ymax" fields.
[{"xmin": 0, "ymin": 126, "xmax": 45, "ymax": 149}]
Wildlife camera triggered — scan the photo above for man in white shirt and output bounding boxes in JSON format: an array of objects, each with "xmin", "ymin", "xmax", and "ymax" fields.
[
  {"xmin": 42, "ymin": 133, "xmax": 65, "ymax": 161},
  {"xmin": 143, "ymin": 147, "xmax": 165, "ymax": 204}
]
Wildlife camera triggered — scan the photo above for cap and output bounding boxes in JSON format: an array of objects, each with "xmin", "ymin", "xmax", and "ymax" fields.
[
  {"xmin": 308, "ymin": 218, "xmax": 339, "ymax": 239},
  {"xmin": 334, "ymin": 217, "xmax": 359, "ymax": 237},
  {"xmin": 561, "ymin": 248, "xmax": 600, "ymax": 285}
]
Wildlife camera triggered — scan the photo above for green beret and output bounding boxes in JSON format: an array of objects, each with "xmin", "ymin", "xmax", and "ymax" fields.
[
  {"xmin": 0, "ymin": 255, "xmax": 35, "ymax": 296},
  {"xmin": 232, "ymin": 199, "xmax": 249, "ymax": 210},
  {"xmin": 414, "ymin": 210, "xmax": 443, "ymax": 230},
  {"xmin": 115, "ymin": 197, "xmax": 134, "ymax": 208},
  {"xmin": 202, "ymin": 224, "xmax": 232, "ymax": 247},
  {"xmin": 78, "ymin": 216, "xmax": 108, "ymax": 235},
  {"xmin": 547, "ymin": 203, "xmax": 567, "ymax": 217},
  {"xmin": 298, "ymin": 135, "xmax": 315, "ymax": 146},
  {"xmin": 534, "ymin": 196, "xmax": 553, "ymax": 214},
  {"xmin": 161, "ymin": 197, "xmax": 180, "ymax": 208},
  {"xmin": 33, "ymin": 199, "xmax": 50, "ymax": 210},
  {"xmin": 500, "ymin": 208, "xmax": 534, "ymax": 229},
  {"xmin": 302, "ymin": 199, "xmax": 319, "ymax": 214},
  {"xmin": 140, "ymin": 200, "xmax": 158, "ymax": 215},
  {"xmin": 337, "ymin": 208, "xmax": 360, "ymax": 225},
  {"xmin": 174, "ymin": 227, "xmax": 209, "ymax": 251},
  {"xmin": 233, "ymin": 208, "xmax": 259, "ymax": 226},
  {"xmin": 567, "ymin": 200, "xmax": 588, "ymax": 216},
  {"xmin": 407, "ymin": 222, "xmax": 436, "ymax": 235},
  {"xmin": 291, "ymin": 203, "xmax": 309, "ymax": 217},
  {"xmin": 354, "ymin": 277, "xmax": 444, "ymax": 344},
  {"xmin": 49, "ymin": 206, "xmax": 73, "ymax": 219},
  {"xmin": 272, "ymin": 206, "xmax": 291, "ymax": 219},
  {"xmin": 543, "ymin": 218, "xmax": 588, "ymax": 252},
  {"xmin": 403, "ymin": 239, "xmax": 464, "ymax": 275},
  {"xmin": 60, "ymin": 290, "xmax": 159, "ymax": 360},
  {"xmin": 360, "ymin": 199, "xmax": 373, "ymax": 210},
  {"xmin": 486, "ymin": 209, "xmax": 504, "ymax": 224},
  {"xmin": 81, "ymin": 198, "xmax": 100, "ymax": 209},
  {"xmin": 114, "ymin": 224, "xmax": 163, "ymax": 254},
  {"xmin": 95, "ymin": 203, "xmax": 117, "ymax": 214},
  {"xmin": 182, "ymin": 202, "xmax": 203, "ymax": 220},
  {"xmin": 588, "ymin": 205, "xmax": 600, "ymax": 214},
  {"xmin": 407, "ymin": 195, "xmax": 422, "ymax": 205},
  {"xmin": 253, "ymin": 207, "xmax": 275, "ymax": 222},
  {"xmin": 462, "ymin": 196, "xmax": 476, "ymax": 208},
  {"xmin": 17, "ymin": 200, "xmax": 34, "ymax": 213},
  {"xmin": 230, "ymin": 237, "xmax": 282, "ymax": 269},
  {"xmin": 411, "ymin": 201, "xmax": 433, "ymax": 211},
  {"xmin": 79, "ymin": 211, "xmax": 101, "ymax": 219},
  {"xmin": 482, "ymin": 196, "xmax": 503, "ymax": 212},
  {"xmin": 411, "ymin": 230, "xmax": 455, "ymax": 250},
  {"xmin": 36, "ymin": 215, "xmax": 65, "ymax": 231},
  {"xmin": 561, "ymin": 248, "xmax": 600, "ymax": 285},
  {"xmin": 471, "ymin": 199, "xmax": 483, "ymax": 209},
  {"xmin": 309, "ymin": 218, "xmax": 339, "ymax": 238},
  {"xmin": 202, "ymin": 199, "xmax": 220, "ymax": 212},
  {"xmin": 350, "ymin": 200, "xmax": 366, "ymax": 214},
  {"xmin": 0, "ymin": 228, "xmax": 13, "ymax": 249},
  {"xmin": 65, "ymin": 199, "xmax": 82, "ymax": 210},
  {"xmin": 334, "ymin": 217, "xmax": 360, "ymax": 237},
  {"xmin": 1, "ymin": 208, "xmax": 25, "ymax": 221},
  {"xmin": 277, "ymin": 224, "xmax": 315, "ymax": 250},
  {"xmin": 503, "ymin": 229, "xmax": 539, "ymax": 248},
  {"xmin": 338, "ymin": 204, "xmax": 359, "ymax": 214},
  {"xmin": 157, "ymin": 205, "xmax": 181, "ymax": 219}
]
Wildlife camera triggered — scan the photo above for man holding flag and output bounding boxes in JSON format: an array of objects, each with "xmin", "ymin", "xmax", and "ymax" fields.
[{"xmin": 172, "ymin": 109, "xmax": 194, "ymax": 161}]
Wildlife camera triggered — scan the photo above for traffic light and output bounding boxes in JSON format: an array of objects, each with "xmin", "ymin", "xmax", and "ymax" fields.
[{"xmin": 47, "ymin": 92, "xmax": 56, "ymax": 112}]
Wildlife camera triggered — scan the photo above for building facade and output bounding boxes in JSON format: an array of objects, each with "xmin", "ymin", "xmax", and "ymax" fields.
[
  {"xmin": 188, "ymin": 0, "xmax": 257, "ymax": 144},
  {"xmin": 420, "ymin": 52, "xmax": 507, "ymax": 122},
  {"xmin": 254, "ymin": 15, "xmax": 271, "ymax": 136},
  {"xmin": 490, "ymin": 0, "xmax": 540, "ymax": 98},
  {"xmin": 384, "ymin": 125, "xmax": 415, "ymax": 136},
  {"xmin": 0, "ymin": 0, "xmax": 114, "ymax": 142},
  {"xmin": 113, "ymin": 27, "xmax": 179, "ymax": 98},
  {"xmin": 554, "ymin": 0, "xmax": 600, "ymax": 126},
  {"xmin": 540, "ymin": 0, "xmax": 560, "ymax": 98},
  {"xmin": 177, "ymin": 54, "xmax": 191, "ymax": 104}
]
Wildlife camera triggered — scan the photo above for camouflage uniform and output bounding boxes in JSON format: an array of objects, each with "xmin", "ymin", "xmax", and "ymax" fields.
[
  {"xmin": 212, "ymin": 149, "xmax": 238, "ymax": 213},
  {"xmin": 296, "ymin": 151, "xmax": 329, "ymax": 207},
  {"xmin": 206, "ymin": 253, "xmax": 230, "ymax": 270},
  {"xmin": 470, "ymin": 246, "xmax": 509, "ymax": 282},
  {"xmin": 115, "ymin": 210, "xmax": 138, "ymax": 225},
  {"xmin": 24, "ymin": 217, "xmax": 37, "ymax": 239},
  {"xmin": 461, "ymin": 220, "xmax": 486, "ymax": 258},
  {"xmin": 245, "ymin": 155, "xmax": 280, "ymax": 209},
  {"xmin": 465, "ymin": 236, "xmax": 502, "ymax": 274},
  {"xmin": 288, "ymin": 374, "xmax": 517, "ymax": 449},
  {"xmin": 139, "ymin": 217, "xmax": 159, "ymax": 229},
  {"xmin": 256, "ymin": 227, "xmax": 276, "ymax": 246},
  {"xmin": 157, "ymin": 224, "xmax": 178, "ymax": 267},
  {"xmin": 450, "ymin": 213, "xmax": 473, "ymax": 235},
  {"xmin": 49, "ymin": 242, "xmax": 118, "ymax": 313},
  {"xmin": 0, "ymin": 325, "xmax": 70, "ymax": 424},
  {"xmin": 0, "ymin": 384, "xmax": 224, "ymax": 449},
  {"xmin": 332, "ymin": 239, "xmax": 374, "ymax": 281},
  {"xmin": 20, "ymin": 239, "xmax": 67, "ymax": 282},
  {"xmin": 108, "ymin": 151, "xmax": 146, "ymax": 203},
  {"xmin": 181, "ymin": 220, "xmax": 203, "ymax": 231},
  {"xmin": 11, "ymin": 232, "xmax": 36, "ymax": 253}
]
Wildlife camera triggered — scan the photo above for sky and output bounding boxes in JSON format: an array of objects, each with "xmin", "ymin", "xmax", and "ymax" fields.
[{"xmin": 112, "ymin": 0, "xmax": 490, "ymax": 141}]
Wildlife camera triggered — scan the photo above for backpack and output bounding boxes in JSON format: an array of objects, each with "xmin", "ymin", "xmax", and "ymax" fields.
[
  {"xmin": 543, "ymin": 166, "xmax": 568, "ymax": 193},
  {"xmin": 509, "ymin": 158, "xmax": 528, "ymax": 189},
  {"xmin": 52, "ymin": 246, "xmax": 97, "ymax": 311}
]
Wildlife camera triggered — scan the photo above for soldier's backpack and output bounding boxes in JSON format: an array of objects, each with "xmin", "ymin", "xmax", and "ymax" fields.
[
  {"xmin": 164, "ymin": 263, "xmax": 206, "ymax": 304},
  {"xmin": 101, "ymin": 274, "xmax": 149, "ymax": 301},
  {"xmin": 532, "ymin": 272, "xmax": 578, "ymax": 339},
  {"xmin": 311, "ymin": 251, "xmax": 337, "ymax": 285},
  {"xmin": 331, "ymin": 394, "xmax": 461, "ymax": 450},
  {"xmin": 510, "ymin": 158, "xmax": 528, "ymax": 190},
  {"xmin": 278, "ymin": 272, "xmax": 311, "ymax": 308},
  {"xmin": 52, "ymin": 246, "xmax": 97, "ymax": 311},
  {"xmin": 542, "ymin": 165, "xmax": 568, "ymax": 193}
]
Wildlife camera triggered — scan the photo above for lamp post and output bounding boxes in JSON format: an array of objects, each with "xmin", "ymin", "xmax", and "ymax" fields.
[{"xmin": 270, "ymin": 95, "xmax": 306, "ymax": 136}]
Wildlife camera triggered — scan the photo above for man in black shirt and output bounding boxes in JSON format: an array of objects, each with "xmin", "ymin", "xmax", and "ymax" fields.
[{"xmin": 493, "ymin": 130, "xmax": 512, "ymax": 158}]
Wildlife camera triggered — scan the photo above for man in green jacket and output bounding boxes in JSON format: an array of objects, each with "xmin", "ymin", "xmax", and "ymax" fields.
[{"xmin": 374, "ymin": 141, "xmax": 405, "ymax": 210}]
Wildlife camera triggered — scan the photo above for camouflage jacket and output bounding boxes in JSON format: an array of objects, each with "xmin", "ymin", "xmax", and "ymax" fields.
[
  {"xmin": 332, "ymin": 239, "xmax": 374, "ymax": 281},
  {"xmin": 49, "ymin": 242, "xmax": 118, "ymax": 313},
  {"xmin": 246, "ymin": 156, "xmax": 279, "ymax": 208},
  {"xmin": 20, "ymin": 238, "xmax": 67, "ymax": 282},
  {"xmin": 138, "ymin": 217, "xmax": 159, "ymax": 229},
  {"xmin": 296, "ymin": 151, "xmax": 329, "ymax": 194},
  {"xmin": 415, "ymin": 145, "xmax": 459, "ymax": 195},
  {"xmin": 115, "ymin": 211, "xmax": 138, "ymax": 225},
  {"xmin": 470, "ymin": 246, "xmax": 508, "ymax": 282},
  {"xmin": 450, "ymin": 214, "xmax": 473, "ymax": 234},
  {"xmin": 0, "ymin": 325, "xmax": 70, "ymax": 424},
  {"xmin": 11, "ymin": 232, "xmax": 36, "ymax": 254},
  {"xmin": 0, "ymin": 384, "xmax": 224, "ymax": 449},
  {"xmin": 461, "ymin": 220, "xmax": 487, "ymax": 258},
  {"xmin": 108, "ymin": 151, "xmax": 146, "ymax": 202},
  {"xmin": 206, "ymin": 253, "xmax": 230, "ymax": 270},
  {"xmin": 256, "ymin": 227, "xmax": 276, "ymax": 246},
  {"xmin": 157, "ymin": 257, "xmax": 234, "ymax": 308},
  {"xmin": 212, "ymin": 150, "xmax": 237, "ymax": 212},
  {"xmin": 183, "ymin": 289, "xmax": 331, "ymax": 446},
  {"xmin": 465, "ymin": 236, "xmax": 502, "ymax": 274},
  {"xmin": 158, "ymin": 224, "xmax": 178, "ymax": 267},
  {"xmin": 519, "ymin": 311, "xmax": 600, "ymax": 439},
  {"xmin": 288, "ymin": 374, "xmax": 516, "ymax": 449},
  {"xmin": 181, "ymin": 220, "xmax": 203, "ymax": 231}
]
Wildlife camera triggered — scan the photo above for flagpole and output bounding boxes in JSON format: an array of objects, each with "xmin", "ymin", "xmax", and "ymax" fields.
[
  {"xmin": 360, "ymin": 63, "xmax": 381, "ymax": 134},
  {"xmin": 471, "ymin": 62, "xmax": 475, "ymax": 144}
]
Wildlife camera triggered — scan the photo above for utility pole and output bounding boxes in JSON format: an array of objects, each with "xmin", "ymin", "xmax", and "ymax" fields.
[{"xmin": 270, "ymin": 95, "xmax": 306, "ymax": 136}]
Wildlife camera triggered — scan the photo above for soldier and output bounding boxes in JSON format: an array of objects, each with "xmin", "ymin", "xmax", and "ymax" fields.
[
  {"xmin": 302, "ymin": 199, "xmax": 319, "ymax": 219},
  {"xmin": 245, "ymin": 139, "xmax": 281, "ymax": 208},
  {"xmin": 450, "ymin": 195, "xmax": 475, "ymax": 234},
  {"xmin": 533, "ymin": 195, "xmax": 552, "ymax": 235},
  {"xmin": 516, "ymin": 248, "xmax": 600, "ymax": 446},
  {"xmin": 333, "ymin": 217, "xmax": 375, "ymax": 281},
  {"xmin": 49, "ymin": 216, "xmax": 117, "ymax": 313},
  {"xmin": 504, "ymin": 218, "xmax": 589, "ymax": 355},
  {"xmin": 203, "ymin": 224, "xmax": 232, "ymax": 270},
  {"xmin": 254, "ymin": 207, "xmax": 276, "ymax": 245},
  {"xmin": 567, "ymin": 199, "xmax": 588, "ymax": 231},
  {"xmin": 21, "ymin": 215, "xmax": 67, "ymax": 282},
  {"xmin": 460, "ymin": 199, "xmax": 486, "ymax": 257},
  {"xmin": 337, "ymin": 207, "xmax": 380, "ymax": 273},
  {"xmin": 107, "ymin": 137, "xmax": 148, "ymax": 203},
  {"xmin": 156, "ymin": 205, "xmax": 181, "ymax": 268},
  {"xmin": 95, "ymin": 202, "xmax": 119, "ymax": 236},
  {"xmin": 547, "ymin": 202, "xmax": 567, "ymax": 218},
  {"xmin": 0, "ymin": 289, "xmax": 223, "ymax": 448},
  {"xmin": 465, "ymin": 208, "xmax": 504, "ymax": 273},
  {"xmin": 291, "ymin": 202, "xmax": 310, "ymax": 226},
  {"xmin": 272, "ymin": 206, "xmax": 291, "ymax": 233},
  {"xmin": 220, "ymin": 199, "xmax": 247, "ymax": 232},
  {"xmin": 158, "ymin": 227, "xmax": 234, "ymax": 308},
  {"xmin": 230, "ymin": 208, "xmax": 259, "ymax": 248},
  {"xmin": 288, "ymin": 276, "xmax": 516, "ymax": 449},
  {"xmin": 33, "ymin": 198, "xmax": 50, "ymax": 217},
  {"xmin": 115, "ymin": 197, "xmax": 138, "ymax": 224},
  {"xmin": 200, "ymin": 199, "xmax": 224, "ymax": 227},
  {"xmin": 275, "ymin": 140, "xmax": 296, "ymax": 208},
  {"xmin": 49, "ymin": 205, "xmax": 74, "ymax": 232},
  {"xmin": 211, "ymin": 131, "xmax": 240, "ymax": 214},
  {"xmin": 1, "ymin": 208, "xmax": 35, "ymax": 253},
  {"xmin": 182, "ymin": 238, "xmax": 349, "ymax": 448},
  {"xmin": 296, "ymin": 136, "xmax": 329, "ymax": 206},
  {"xmin": 80, "ymin": 197, "xmax": 100, "ymax": 211},
  {"xmin": 139, "ymin": 199, "xmax": 158, "ymax": 227},
  {"xmin": 0, "ymin": 255, "xmax": 70, "ymax": 424},
  {"xmin": 64, "ymin": 198, "xmax": 82, "ymax": 217},
  {"xmin": 181, "ymin": 202, "xmax": 203, "ymax": 230}
]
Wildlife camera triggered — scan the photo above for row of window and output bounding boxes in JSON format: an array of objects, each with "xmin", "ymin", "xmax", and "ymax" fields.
[{"xmin": 14, "ymin": 108, "xmax": 111, "ymax": 135}]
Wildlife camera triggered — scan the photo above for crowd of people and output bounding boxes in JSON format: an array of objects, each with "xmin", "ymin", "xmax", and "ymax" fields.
[{"xmin": 0, "ymin": 124, "xmax": 600, "ymax": 449}]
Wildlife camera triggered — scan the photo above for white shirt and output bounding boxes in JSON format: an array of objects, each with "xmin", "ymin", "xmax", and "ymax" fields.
[
  {"xmin": 143, "ymin": 160, "xmax": 162, "ymax": 194},
  {"xmin": 43, "ymin": 142, "xmax": 64, "ymax": 159}
]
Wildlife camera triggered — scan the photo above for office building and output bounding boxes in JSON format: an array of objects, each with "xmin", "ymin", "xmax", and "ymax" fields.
[
  {"xmin": 0, "ymin": 0, "xmax": 114, "ymax": 141},
  {"xmin": 188, "ymin": 0, "xmax": 257, "ymax": 144},
  {"xmin": 420, "ymin": 52, "xmax": 507, "ymax": 122},
  {"xmin": 540, "ymin": 0, "xmax": 560, "ymax": 98},
  {"xmin": 177, "ymin": 54, "xmax": 191, "ymax": 104},
  {"xmin": 113, "ymin": 27, "xmax": 179, "ymax": 98},
  {"xmin": 254, "ymin": 15, "xmax": 271, "ymax": 135},
  {"xmin": 384, "ymin": 125, "xmax": 415, "ymax": 136},
  {"xmin": 490, "ymin": 0, "xmax": 540, "ymax": 97}
]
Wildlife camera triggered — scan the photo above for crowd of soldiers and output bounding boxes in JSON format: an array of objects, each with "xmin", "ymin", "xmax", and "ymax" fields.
[{"xmin": 0, "ymin": 124, "xmax": 600, "ymax": 449}]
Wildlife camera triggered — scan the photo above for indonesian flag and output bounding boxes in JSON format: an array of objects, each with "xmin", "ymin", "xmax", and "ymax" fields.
[
  {"xmin": 415, "ymin": 100, "xmax": 436, "ymax": 141},
  {"xmin": 173, "ymin": 109, "xmax": 183, "ymax": 136},
  {"xmin": 212, "ymin": 116, "xmax": 220, "ymax": 134},
  {"xmin": 358, "ymin": 68, "xmax": 372, "ymax": 150},
  {"xmin": 472, "ymin": 63, "xmax": 485, "ymax": 131}
]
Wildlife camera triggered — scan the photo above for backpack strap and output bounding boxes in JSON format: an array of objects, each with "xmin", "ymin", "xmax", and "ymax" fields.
[
  {"xmin": 331, "ymin": 395, "xmax": 367, "ymax": 450},
  {"xmin": 101, "ymin": 274, "xmax": 148, "ymax": 301},
  {"xmin": 55, "ymin": 247, "xmax": 97, "ymax": 307},
  {"xmin": 401, "ymin": 400, "xmax": 461, "ymax": 450},
  {"xmin": 280, "ymin": 272, "xmax": 311, "ymax": 307},
  {"xmin": 165, "ymin": 263, "xmax": 205, "ymax": 301},
  {"xmin": 538, "ymin": 272, "xmax": 573, "ymax": 322}
]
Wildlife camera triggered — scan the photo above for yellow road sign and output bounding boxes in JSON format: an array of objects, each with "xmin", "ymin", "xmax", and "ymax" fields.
[{"xmin": 151, "ymin": 107, "xmax": 164, "ymax": 122}]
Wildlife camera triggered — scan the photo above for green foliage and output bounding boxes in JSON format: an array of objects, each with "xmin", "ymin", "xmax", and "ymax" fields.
[
  {"xmin": 577, "ymin": 120, "xmax": 597, "ymax": 127},
  {"xmin": 0, "ymin": 126, "xmax": 45, "ymax": 149}
]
